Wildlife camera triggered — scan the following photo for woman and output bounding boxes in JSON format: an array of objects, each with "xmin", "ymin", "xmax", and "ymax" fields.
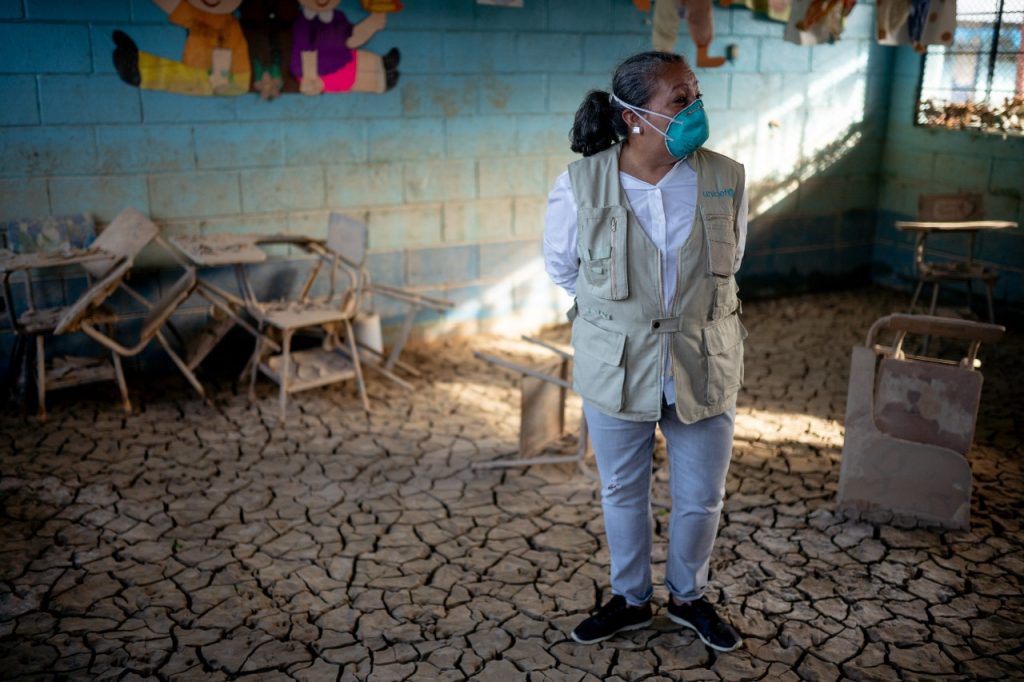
[{"xmin": 543, "ymin": 51, "xmax": 747, "ymax": 652}]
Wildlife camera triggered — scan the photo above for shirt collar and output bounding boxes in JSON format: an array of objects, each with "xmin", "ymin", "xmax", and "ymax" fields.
[
  {"xmin": 619, "ymin": 156, "xmax": 694, "ymax": 189},
  {"xmin": 302, "ymin": 7, "xmax": 334, "ymax": 22}
]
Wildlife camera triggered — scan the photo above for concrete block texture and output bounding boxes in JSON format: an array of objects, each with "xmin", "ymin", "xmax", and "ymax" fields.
[
  {"xmin": 1, "ymin": 127, "xmax": 98, "ymax": 176},
  {"xmin": 96, "ymin": 125, "xmax": 194, "ymax": 173},
  {"xmin": 367, "ymin": 204, "xmax": 442, "ymax": 251},
  {"xmin": 147, "ymin": 171, "xmax": 241, "ymax": 220},
  {"xmin": 326, "ymin": 163, "xmax": 404, "ymax": 208},
  {"xmin": 195, "ymin": 123, "xmax": 284, "ymax": 170},
  {"xmin": 0, "ymin": 24, "xmax": 91, "ymax": 73},
  {"xmin": 0, "ymin": 76, "xmax": 39, "ymax": 126},
  {"xmin": 404, "ymin": 159, "xmax": 477, "ymax": 203},
  {"xmin": 49, "ymin": 174, "xmax": 149, "ymax": 221},
  {"xmin": 442, "ymin": 198, "xmax": 513, "ymax": 243},
  {"xmin": 0, "ymin": 178, "xmax": 49, "ymax": 221},
  {"xmin": 407, "ymin": 243, "xmax": 479, "ymax": 286}
]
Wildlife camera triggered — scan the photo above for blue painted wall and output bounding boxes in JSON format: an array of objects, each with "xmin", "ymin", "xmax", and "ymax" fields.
[
  {"xmin": 1, "ymin": 0, "xmax": 895, "ymax": 373},
  {"xmin": 873, "ymin": 48, "xmax": 1024, "ymax": 318}
]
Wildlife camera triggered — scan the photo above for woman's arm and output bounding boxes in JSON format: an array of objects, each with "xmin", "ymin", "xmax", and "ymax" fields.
[
  {"xmin": 733, "ymin": 184, "xmax": 749, "ymax": 273},
  {"xmin": 543, "ymin": 171, "xmax": 580, "ymax": 296}
]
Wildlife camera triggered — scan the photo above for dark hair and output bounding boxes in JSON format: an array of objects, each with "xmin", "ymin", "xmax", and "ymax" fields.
[{"xmin": 569, "ymin": 51, "xmax": 693, "ymax": 157}]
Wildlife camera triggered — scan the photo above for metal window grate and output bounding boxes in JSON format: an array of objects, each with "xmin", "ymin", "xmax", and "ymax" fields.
[{"xmin": 917, "ymin": 0, "xmax": 1024, "ymax": 132}]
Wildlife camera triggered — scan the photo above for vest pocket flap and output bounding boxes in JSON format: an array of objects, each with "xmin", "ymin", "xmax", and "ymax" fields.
[
  {"xmin": 587, "ymin": 246, "xmax": 612, "ymax": 260},
  {"xmin": 700, "ymin": 207, "xmax": 737, "ymax": 245},
  {"xmin": 572, "ymin": 315, "xmax": 626, "ymax": 366},
  {"xmin": 702, "ymin": 314, "xmax": 747, "ymax": 356}
]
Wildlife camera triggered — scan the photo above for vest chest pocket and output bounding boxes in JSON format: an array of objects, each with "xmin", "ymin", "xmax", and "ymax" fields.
[
  {"xmin": 577, "ymin": 206, "xmax": 629, "ymax": 300},
  {"xmin": 701, "ymin": 313, "xmax": 747, "ymax": 405},
  {"xmin": 702, "ymin": 209, "xmax": 736, "ymax": 277}
]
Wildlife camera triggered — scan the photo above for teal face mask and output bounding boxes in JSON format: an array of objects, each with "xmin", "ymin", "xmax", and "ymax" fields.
[{"xmin": 612, "ymin": 94, "xmax": 710, "ymax": 158}]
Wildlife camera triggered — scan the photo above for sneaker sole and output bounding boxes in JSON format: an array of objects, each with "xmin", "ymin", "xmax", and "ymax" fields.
[
  {"xmin": 570, "ymin": 617, "xmax": 654, "ymax": 645},
  {"xmin": 666, "ymin": 612, "xmax": 743, "ymax": 653}
]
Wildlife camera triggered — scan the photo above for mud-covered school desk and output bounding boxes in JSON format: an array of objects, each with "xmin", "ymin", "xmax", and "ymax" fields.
[{"xmin": 895, "ymin": 219, "xmax": 1018, "ymax": 323}]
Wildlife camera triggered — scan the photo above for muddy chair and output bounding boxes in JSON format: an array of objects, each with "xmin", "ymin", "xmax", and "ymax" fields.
[
  {"xmin": 244, "ymin": 226, "xmax": 371, "ymax": 422},
  {"xmin": 837, "ymin": 314, "xmax": 1004, "ymax": 529},
  {"xmin": 1, "ymin": 210, "xmax": 156, "ymax": 419},
  {"xmin": 54, "ymin": 211, "xmax": 205, "ymax": 409}
]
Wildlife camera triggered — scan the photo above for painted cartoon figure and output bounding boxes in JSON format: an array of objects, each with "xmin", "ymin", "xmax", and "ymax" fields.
[
  {"xmin": 113, "ymin": 0, "xmax": 251, "ymax": 97},
  {"xmin": 292, "ymin": 0, "xmax": 401, "ymax": 95}
]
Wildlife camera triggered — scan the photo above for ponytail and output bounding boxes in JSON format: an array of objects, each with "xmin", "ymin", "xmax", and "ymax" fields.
[{"xmin": 569, "ymin": 90, "xmax": 623, "ymax": 157}]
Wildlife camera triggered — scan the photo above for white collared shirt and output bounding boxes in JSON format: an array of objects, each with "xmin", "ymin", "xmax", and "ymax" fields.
[{"xmin": 542, "ymin": 155, "xmax": 749, "ymax": 405}]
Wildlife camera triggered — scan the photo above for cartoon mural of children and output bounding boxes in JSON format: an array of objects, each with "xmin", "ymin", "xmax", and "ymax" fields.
[
  {"xmin": 291, "ymin": 0, "xmax": 401, "ymax": 95},
  {"xmin": 112, "ymin": 0, "xmax": 251, "ymax": 97}
]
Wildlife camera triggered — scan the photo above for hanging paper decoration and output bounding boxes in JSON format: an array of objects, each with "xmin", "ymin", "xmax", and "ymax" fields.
[
  {"xmin": 784, "ymin": 0, "xmax": 856, "ymax": 44},
  {"xmin": 291, "ymin": 0, "xmax": 401, "ymax": 95},
  {"xmin": 652, "ymin": 0, "xmax": 727, "ymax": 68},
  {"xmin": 877, "ymin": 0, "xmax": 954, "ymax": 51},
  {"xmin": 112, "ymin": 0, "xmax": 251, "ymax": 97},
  {"xmin": 718, "ymin": 0, "xmax": 792, "ymax": 24}
]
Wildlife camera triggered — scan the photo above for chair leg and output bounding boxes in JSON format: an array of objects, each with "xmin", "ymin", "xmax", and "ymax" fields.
[
  {"xmin": 279, "ymin": 330, "xmax": 293, "ymax": 423},
  {"xmin": 909, "ymin": 279, "xmax": 925, "ymax": 313},
  {"xmin": 928, "ymin": 282, "xmax": 940, "ymax": 316},
  {"xmin": 985, "ymin": 280, "xmax": 996, "ymax": 323},
  {"xmin": 156, "ymin": 331, "xmax": 207, "ymax": 400},
  {"xmin": 112, "ymin": 352, "xmax": 132, "ymax": 414},
  {"xmin": 345, "ymin": 319, "xmax": 371, "ymax": 412},
  {"xmin": 247, "ymin": 325, "xmax": 266, "ymax": 403},
  {"xmin": 35, "ymin": 335, "xmax": 46, "ymax": 422}
]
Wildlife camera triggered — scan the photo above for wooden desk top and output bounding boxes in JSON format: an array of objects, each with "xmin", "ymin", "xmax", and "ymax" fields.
[
  {"xmin": 169, "ymin": 234, "xmax": 269, "ymax": 266},
  {"xmin": 0, "ymin": 247, "xmax": 116, "ymax": 274},
  {"xmin": 894, "ymin": 220, "xmax": 1018, "ymax": 233}
]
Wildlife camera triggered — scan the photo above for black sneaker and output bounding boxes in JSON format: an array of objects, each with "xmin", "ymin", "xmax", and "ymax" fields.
[
  {"xmin": 667, "ymin": 596, "xmax": 743, "ymax": 652},
  {"xmin": 571, "ymin": 595, "xmax": 653, "ymax": 644}
]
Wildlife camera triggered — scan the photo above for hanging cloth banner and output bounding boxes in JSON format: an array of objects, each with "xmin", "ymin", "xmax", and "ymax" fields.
[
  {"xmin": 784, "ymin": 0, "xmax": 856, "ymax": 44},
  {"xmin": 877, "ymin": 0, "xmax": 956, "ymax": 51},
  {"xmin": 717, "ymin": 0, "xmax": 792, "ymax": 24}
]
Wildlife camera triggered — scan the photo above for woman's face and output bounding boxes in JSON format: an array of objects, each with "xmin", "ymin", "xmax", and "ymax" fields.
[
  {"xmin": 624, "ymin": 62, "xmax": 701, "ymax": 161},
  {"xmin": 298, "ymin": 0, "xmax": 342, "ymax": 11}
]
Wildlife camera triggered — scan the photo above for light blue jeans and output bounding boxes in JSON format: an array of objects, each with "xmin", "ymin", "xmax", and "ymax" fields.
[{"xmin": 584, "ymin": 399, "xmax": 735, "ymax": 606}]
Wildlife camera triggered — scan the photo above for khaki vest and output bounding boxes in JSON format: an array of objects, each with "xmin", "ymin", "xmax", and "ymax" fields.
[{"xmin": 567, "ymin": 144, "xmax": 747, "ymax": 424}]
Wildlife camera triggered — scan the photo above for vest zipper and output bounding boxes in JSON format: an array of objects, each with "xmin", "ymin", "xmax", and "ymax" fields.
[
  {"xmin": 656, "ymin": 246, "xmax": 665, "ymax": 403},
  {"xmin": 610, "ymin": 217, "xmax": 619, "ymax": 298}
]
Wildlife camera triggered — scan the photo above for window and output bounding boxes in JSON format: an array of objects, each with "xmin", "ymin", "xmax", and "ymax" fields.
[{"xmin": 917, "ymin": 0, "xmax": 1023, "ymax": 133}]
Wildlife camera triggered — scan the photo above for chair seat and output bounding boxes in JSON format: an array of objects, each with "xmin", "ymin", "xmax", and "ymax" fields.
[
  {"xmin": 19, "ymin": 305, "xmax": 116, "ymax": 334},
  {"xmin": 919, "ymin": 262, "xmax": 997, "ymax": 282},
  {"xmin": 255, "ymin": 301, "xmax": 353, "ymax": 330},
  {"xmin": 261, "ymin": 347, "xmax": 357, "ymax": 393}
]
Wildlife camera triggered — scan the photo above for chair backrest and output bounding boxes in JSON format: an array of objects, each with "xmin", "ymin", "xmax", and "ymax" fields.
[
  {"xmin": 873, "ymin": 358, "xmax": 983, "ymax": 454},
  {"xmin": 326, "ymin": 213, "xmax": 368, "ymax": 267},
  {"xmin": 2, "ymin": 213, "xmax": 96, "ymax": 253},
  {"xmin": 918, "ymin": 193, "xmax": 984, "ymax": 222},
  {"xmin": 85, "ymin": 208, "xmax": 160, "ymax": 279}
]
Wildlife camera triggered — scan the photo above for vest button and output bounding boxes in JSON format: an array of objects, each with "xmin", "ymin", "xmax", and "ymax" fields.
[{"xmin": 652, "ymin": 321, "xmax": 660, "ymax": 329}]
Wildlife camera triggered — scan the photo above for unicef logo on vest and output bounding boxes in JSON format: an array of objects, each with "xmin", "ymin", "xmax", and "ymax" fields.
[{"xmin": 702, "ymin": 188, "xmax": 735, "ymax": 198}]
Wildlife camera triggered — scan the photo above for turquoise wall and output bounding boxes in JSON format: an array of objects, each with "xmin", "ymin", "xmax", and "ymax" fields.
[
  {"xmin": 1, "ymin": 0, "xmax": 894, "ymax": 372},
  {"xmin": 874, "ymin": 49, "xmax": 1024, "ymax": 318}
]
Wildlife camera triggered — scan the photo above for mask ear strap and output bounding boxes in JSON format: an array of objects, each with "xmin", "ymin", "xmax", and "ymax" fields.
[{"xmin": 610, "ymin": 93, "xmax": 671, "ymax": 140}]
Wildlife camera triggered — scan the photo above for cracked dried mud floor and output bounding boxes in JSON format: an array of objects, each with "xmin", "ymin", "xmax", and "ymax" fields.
[{"xmin": 1, "ymin": 288, "xmax": 1022, "ymax": 680}]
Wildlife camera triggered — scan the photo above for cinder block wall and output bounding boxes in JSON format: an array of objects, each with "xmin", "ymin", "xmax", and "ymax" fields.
[
  {"xmin": 1, "ymin": 0, "xmax": 891, "ymax": 370},
  {"xmin": 873, "ymin": 48, "xmax": 1024, "ymax": 318}
]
